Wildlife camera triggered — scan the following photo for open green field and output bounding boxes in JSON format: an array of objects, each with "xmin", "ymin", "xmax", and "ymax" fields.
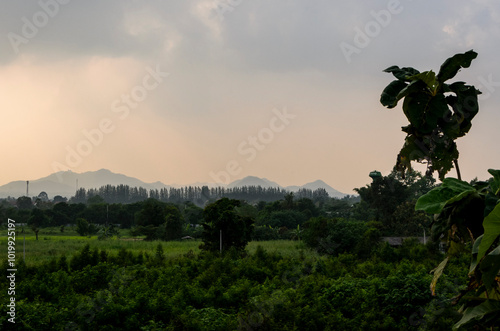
[{"xmin": 0, "ymin": 227, "xmax": 316, "ymax": 266}]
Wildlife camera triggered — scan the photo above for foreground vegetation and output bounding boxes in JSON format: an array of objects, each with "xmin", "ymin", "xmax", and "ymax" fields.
[
  {"xmin": 1, "ymin": 236, "xmax": 468, "ymax": 330},
  {"xmin": 2, "ymin": 50, "xmax": 499, "ymax": 329}
]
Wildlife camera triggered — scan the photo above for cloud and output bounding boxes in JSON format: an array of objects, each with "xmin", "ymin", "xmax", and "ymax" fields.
[{"xmin": 1, "ymin": 0, "xmax": 500, "ymax": 193}]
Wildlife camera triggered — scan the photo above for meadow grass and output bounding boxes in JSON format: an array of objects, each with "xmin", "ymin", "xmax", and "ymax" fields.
[{"xmin": 1, "ymin": 227, "xmax": 316, "ymax": 266}]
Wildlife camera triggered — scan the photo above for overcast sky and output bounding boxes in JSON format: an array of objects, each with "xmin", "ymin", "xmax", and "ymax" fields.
[{"xmin": 1, "ymin": 0, "xmax": 499, "ymax": 194}]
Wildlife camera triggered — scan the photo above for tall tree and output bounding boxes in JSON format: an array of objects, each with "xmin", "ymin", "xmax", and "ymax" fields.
[
  {"xmin": 380, "ymin": 50, "xmax": 480, "ymax": 180},
  {"xmin": 164, "ymin": 204, "xmax": 184, "ymax": 240},
  {"xmin": 28, "ymin": 208, "xmax": 50, "ymax": 240},
  {"xmin": 382, "ymin": 51, "xmax": 500, "ymax": 328},
  {"xmin": 200, "ymin": 198, "xmax": 254, "ymax": 252}
]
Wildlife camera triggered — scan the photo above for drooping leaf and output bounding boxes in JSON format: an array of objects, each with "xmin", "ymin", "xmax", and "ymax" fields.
[
  {"xmin": 480, "ymin": 244, "xmax": 500, "ymax": 291},
  {"xmin": 402, "ymin": 91, "xmax": 430, "ymax": 129},
  {"xmin": 451, "ymin": 85, "xmax": 480, "ymax": 135},
  {"xmin": 448, "ymin": 240, "xmax": 466, "ymax": 257},
  {"xmin": 381, "ymin": 51, "xmax": 480, "ymax": 181},
  {"xmin": 437, "ymin": 50, "xmax": 478, "ymax": 83},
  {"xmin": 439, "ymin": 109, "xmax": 461, "ymax": 138},
  {"xmin": 408, "ymin": 70, "xmax": 439, "ymax": 94},
  {"xmin": 396, "ymin": 135, "xmax": 427, "ymax": 174},
  {"xmin": 430, "ymin": 140, "xmax": 460, "ymax": 181},
  {"xmin": 430, "ymin": 257, "xmax": 449, "ymax": 296},
  {"xmin": 454, "ymin": 300, "xmax": 500, "ymax": 329},
  {"xmin": 484, "ymin": 194, "xmax": 499, "ymax": 218},
  {"xmin": 423, "ymin": 94, "xmax": 450, "ymax": 134},
  {"xmin": 477, "ymin": 203, "xmax": 500, "ymax": 263},
  {"xmin": 395, "ymin": 79, "xmax": 426, "ymax": 103},
  {"xmin": 470, "ymin": 235, "xmax": 483, "ymax": 274},
  {"xmin": 383, "ymin": 66, "xmax": 420, "ymax": 81},
  {"xmin": 380, "ymin": 80, "xmax": 408, "ymax": 108},
  {"xmin": 488, "ymin": 169, "xmax": 500, "ymax": 196},
  {"xmin": 416, "ymin": 178, "xmax": 475, "ymax": 214}
]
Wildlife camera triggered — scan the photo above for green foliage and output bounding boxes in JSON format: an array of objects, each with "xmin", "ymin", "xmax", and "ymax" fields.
[
  {"xmin": 76, "ymin": 218, "xmax": 98, "ymax": 237},
  {"xmin": 131, "ymin": 201, "xmax": 187, "ymax": 241},
  {"xmin": 416, "ymin": 178, "xmax": 476, "ymax": 214},
  {"xmin": 267, "ymin": 210, "xmax": 307, "ymax": 229},
  {"xmin": 164, "ymin": 204, "xmax": 184, "ymax": 241},
  {"xmin": 200, "ymin": 198, "xmax": 254, "ymax": 252},
  {"xmin": 303, "ymin": 217, "xmax": 371, "ymax": 256},
  {"xmin": 381, "ymin": 51, "xmax": 500, "ymax": 328},
  {"xmin": 28, "ymin": 208, "xmax": 51, "ymax": 240},
  {"xmin": 355, "ymin": 222, "xmax": 382, "ymax": 259},
  {"xmin": 17, "ymin": 196, "xmax": 33, "ymax": 210},
  {"xmin": 302, "ymin": 216, "xmax": 329, "ymax": 249},
  {"xmin": 97, "ymin": 224, "xmax": 120, "ymax": 240},
  {"xmin": 1, "ymin": 244, "xmax": 455, "ymax": 330},
  {"xmin": 251, "ymin": 225, "xmax": 280, "ymax": 241},
  {"xmin": 355, "ymin": 170, "xmax": 434, "ymax": 235},
  {"xmin": 87, "ymin": 195, "xmax": 106, "ymax": 205},
  {"xmin": 380, "ymin": 50, "xmax": 480, "ymax": 180},
  {"xmin": 134, "ymin": 199, "xmax": 166, "ymax": 227},
  {"xmin": 70, "ymin": 244, "xmax": 95, "ymax": 271},
  {"xmin": 182, "ymin": 202, "xmax": 204, "ymax": 224},
  {"xmin": 152, "ymin": 243, "xmax": 165, "ymax": 266}
]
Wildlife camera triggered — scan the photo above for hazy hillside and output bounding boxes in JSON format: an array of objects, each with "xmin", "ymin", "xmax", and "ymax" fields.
[
  {"xmin": 0, "ymin": 169, "xmax": 169, "ymax": 199},
  {"xmin": 295, "ymin": 179, "xmax": 347, "ymax": 199},
  {"xmin": 227, "ymin": 176, "xmax": 282, "ymax": 189},
  {"xmin": 0, "ymin": 171, "xmax": 348, "ymax": 199}
]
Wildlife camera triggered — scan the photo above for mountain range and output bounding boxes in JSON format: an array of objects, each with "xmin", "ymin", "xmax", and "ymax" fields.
[{"xmin": 0, "ymin": 169, "xmax": 348, "ymax": 199}]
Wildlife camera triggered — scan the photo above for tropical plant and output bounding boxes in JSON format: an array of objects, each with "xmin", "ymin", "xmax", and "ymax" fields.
[
  {"xmin": 290, "ymin": 224, "xmax": 303, "ymax": 241},
  {"xmin": 97, "ymin": 224, "xmax": 120, "ymax": 240},
  {"xmin": 76, "ymin": 218, "xmax": 98, "ymax": 237},
  {"xmin": 381, "ymin": 50, "xmax": 500, "ymax": 329},
  {"xmin": 380, "ymin": 50, "xmax": 480, "ymax": 180},
  {"xmin": 416, "ymin": 171, "xmax": 500, "ymax": 329}
]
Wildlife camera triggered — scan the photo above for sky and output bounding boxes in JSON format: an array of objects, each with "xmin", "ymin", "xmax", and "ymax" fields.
[{"xmin": 1, "ymin": 0, "xmax": 499, "ymax": 195}]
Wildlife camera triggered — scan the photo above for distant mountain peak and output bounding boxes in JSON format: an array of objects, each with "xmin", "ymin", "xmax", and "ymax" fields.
[
  {"xmin": 286, "ymin": 179, "xmax": 347, "ymax": 199},
  {"xmin": 0, "ymin": 171, "xmax": 349, "ymax": 200},
  {"xmin": 227, "ymin": 176, "xmax": 282, "ymax": 189},
  {"xmin": 96, "ymin": 168, "xmax": 112, "ymax": 173},
  {"xmin": 0, "ymin": 169, "xmax": 169, "ymax": 199}
]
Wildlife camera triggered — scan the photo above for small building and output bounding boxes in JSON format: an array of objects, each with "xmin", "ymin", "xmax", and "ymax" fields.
[{"xmin": 381, "ymin": 237, "xmax": 427, "ymax": 246}]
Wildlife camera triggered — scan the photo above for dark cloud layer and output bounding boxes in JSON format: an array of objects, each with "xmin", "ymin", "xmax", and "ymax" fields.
[{"xmin": 1, "ymin": 0, "xmax": 499, "ymax": 190}]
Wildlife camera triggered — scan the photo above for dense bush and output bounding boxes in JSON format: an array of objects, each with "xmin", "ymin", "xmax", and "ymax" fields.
[
  {"xmin": 0, "ymin": 243, "xmax": 467, "ymax": 330},
  {"xmin": 303, "ymin": 217, "xmax": 373, "ymax": 256},
  {"xmin": 200, "ymin": 198, "xmax": 254, "ymax": 252}
]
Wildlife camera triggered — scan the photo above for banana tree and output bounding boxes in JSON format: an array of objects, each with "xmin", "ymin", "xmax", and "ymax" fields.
[
  {"xmin": 380, "ymin": 50, "xmax": 480, "ymax": 180},
  {"xmin": 381, "ymin": 51, "xmax": 500, "ymax": 329}
]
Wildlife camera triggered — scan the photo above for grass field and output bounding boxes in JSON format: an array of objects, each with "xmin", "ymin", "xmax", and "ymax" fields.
[{"xmin": 1, "ymin": 227, "xmax": 316, "ymax": 266}]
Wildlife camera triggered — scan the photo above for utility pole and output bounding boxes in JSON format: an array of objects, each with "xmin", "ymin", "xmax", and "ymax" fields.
[{"xmin": 26, "ymin": 181, "xmax": 29, "ymax": 197}]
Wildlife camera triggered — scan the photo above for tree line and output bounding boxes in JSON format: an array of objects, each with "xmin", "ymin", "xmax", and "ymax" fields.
[{"xmin": 69, "ymin": 184, "xmax": 330, "ymax": 205}]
